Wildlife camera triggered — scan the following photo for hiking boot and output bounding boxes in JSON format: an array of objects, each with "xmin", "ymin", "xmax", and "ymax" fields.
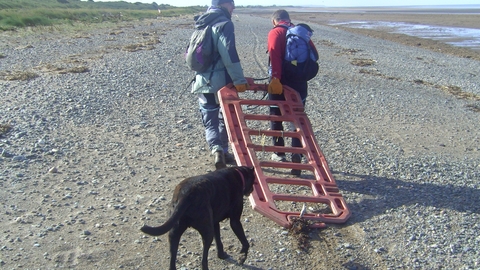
[
  {"xmin": 224, "ymin": 152, "xmax": 237, "ymax": 165},
  {"xmin": 271, "ymin": 153, "xmax": 287, "ymax": 162},
  {"xmin": 290, "ymin": 154, "xmax": 302, "ymax": 176},
  {"xmin": 214, "ymin": 151, "xmax": 226, "ymax": 170}
]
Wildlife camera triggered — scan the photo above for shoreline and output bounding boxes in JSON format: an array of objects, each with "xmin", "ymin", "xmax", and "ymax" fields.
[
  {"xmin": 289, "ymin": 11, "xmax": 480, "ymax": 29},
  {"xmin": 240, "ymin": 9, "xmax": 480, "ymax": 61},
  {"xmin": 288, "ymin": 6, "xmax": 480, "ymax": 15}
]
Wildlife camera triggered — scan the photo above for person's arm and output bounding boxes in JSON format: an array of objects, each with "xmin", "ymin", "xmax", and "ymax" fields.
[
  {"xmin": 268, "ymin": 27, "xmax": 286, "ymax": 80},
  {"xmin": 217, "ymin": 21, "xmax": 247, "ymax": 86}
]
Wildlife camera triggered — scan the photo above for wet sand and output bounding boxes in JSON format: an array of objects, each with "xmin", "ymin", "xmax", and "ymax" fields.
[
  {"xmin": 294, "ymin": 10, "xmax": 480, "ymax": 29},
  {"xmin": 244, "ymin": 7, "xmax": 480, "ymax": 61}
]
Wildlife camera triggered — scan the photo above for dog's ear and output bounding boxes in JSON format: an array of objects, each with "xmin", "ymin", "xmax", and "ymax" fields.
[{"xmin": 247, "ymin": 166, "xmax": 255, "ymax": 178}]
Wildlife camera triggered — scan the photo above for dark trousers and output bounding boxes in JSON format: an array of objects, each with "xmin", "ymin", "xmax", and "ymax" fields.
[
  {"xmin": 268, "ymin": 80, "xmax": 308, "ymax": 155},
  {"xmin": 198, "ymin": 93, "xmax": 229, "ymax": 154}
]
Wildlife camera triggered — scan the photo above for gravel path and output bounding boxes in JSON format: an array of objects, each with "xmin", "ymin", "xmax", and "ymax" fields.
[{"xmin": 1, "ymin": 13, "xmax": 479, "ymax": 269}]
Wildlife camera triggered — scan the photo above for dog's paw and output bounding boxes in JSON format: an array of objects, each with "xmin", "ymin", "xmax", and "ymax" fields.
[
  {"xmin": 217, "ymin": 251, "xmax": 229, "ymax": 260},
  {"xmin": 237, "ymin": 253, "xmax": 247, "ymax": 265}
]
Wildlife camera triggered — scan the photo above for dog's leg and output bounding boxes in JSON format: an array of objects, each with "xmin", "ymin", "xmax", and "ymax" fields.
[
  {"xmin": 213, "ymin": 222, "xmax": 228, "ymax": 259},
  {"xmin": 168, "ymin": 223, "xmax": 187, "ymax": 270},
  {"xmin": 198, "ymin": 228, "xmax": 214, "ymax": 270},
  {"xmin": 195, "ymin": 215, "xmax": 216, "ymax": 270},
  {"xmin": 230, "ymin": 215, "xmax": 249, "ymax": 265}
]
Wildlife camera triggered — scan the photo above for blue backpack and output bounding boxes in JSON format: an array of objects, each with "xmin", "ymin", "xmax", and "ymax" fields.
[{"xmin": 282, "ymin": 23, "xmax": 319, "ymax": 81}]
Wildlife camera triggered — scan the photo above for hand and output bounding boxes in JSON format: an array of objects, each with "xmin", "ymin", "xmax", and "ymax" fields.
[
  {"xmin": 234, "ymin": 83, "xmax": 248, "ymax": 92},
  {"xmin": 268, "ymin": 77, "xmax": 283, "ymax": 95}
]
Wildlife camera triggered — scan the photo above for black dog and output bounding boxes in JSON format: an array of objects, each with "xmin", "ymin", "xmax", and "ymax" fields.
[{"xmin": 141, "ymin": 166, "xmax": 255, "ymax": 270}]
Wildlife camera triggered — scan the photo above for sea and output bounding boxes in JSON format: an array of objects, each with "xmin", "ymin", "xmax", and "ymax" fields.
[{"xmin": 294, "ymin": 5, "xmax": 480, "ymax": 51}]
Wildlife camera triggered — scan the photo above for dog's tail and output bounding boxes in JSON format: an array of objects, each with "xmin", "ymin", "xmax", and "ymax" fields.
[
  {"xmin": 140, "ymin": 200, "xmax": 189, "ymax": 236},
  {"xmin": 140, "ymin": 224, "xmax": 169, "ymax": 236}
]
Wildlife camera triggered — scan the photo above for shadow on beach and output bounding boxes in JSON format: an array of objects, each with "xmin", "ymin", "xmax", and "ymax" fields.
[{"xmin": 335, "ymin": 170, "xmax": 480, "ymax": 224}]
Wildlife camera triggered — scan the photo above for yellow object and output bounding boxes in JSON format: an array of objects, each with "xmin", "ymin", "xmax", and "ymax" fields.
[
  {"xmin": 291, "ymin": 60, "xmax": 297, "ymax": 66},
  {"xmin": 234, "ymin": 83, "xmax": 248, "ymax": 92},
  {"xmin": 268, "ymin": 77, "xmax": 283, "ymax": 95}
]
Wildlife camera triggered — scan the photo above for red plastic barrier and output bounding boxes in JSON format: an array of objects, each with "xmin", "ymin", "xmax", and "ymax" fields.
[{"xmin": 218, "ymin": 78, "xmax": 351, "ymax": 228}]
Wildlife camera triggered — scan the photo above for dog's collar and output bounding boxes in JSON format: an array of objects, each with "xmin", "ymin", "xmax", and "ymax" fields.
[{"xmin": 234, "ymin": 168, "xmax": 245, "ymax": 192}]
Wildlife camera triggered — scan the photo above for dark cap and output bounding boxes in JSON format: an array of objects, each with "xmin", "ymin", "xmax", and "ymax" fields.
[{"xmin": 212, "ymin": 0, "xmax": 234, "ymax": 6}]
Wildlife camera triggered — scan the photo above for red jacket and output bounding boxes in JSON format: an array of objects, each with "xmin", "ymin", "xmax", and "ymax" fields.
[{"xmin": 267, "ymin": 21, "xmax": 318, "ymax": 81}]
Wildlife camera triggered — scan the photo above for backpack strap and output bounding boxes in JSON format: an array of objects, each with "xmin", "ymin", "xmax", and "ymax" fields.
[
  {"xmin": 206, "ymin": 20, "xmax": 229, "ymax": 85},
  {"xmin": 274, "ymin": 24, "xmax": 290, "ymax": 30}
]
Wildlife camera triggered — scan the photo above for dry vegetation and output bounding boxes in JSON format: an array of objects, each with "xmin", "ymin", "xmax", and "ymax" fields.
[
  {"xmin": 0, "ymin": 70, "xmax": 39, "ymax": 81},
  {"xmin": 0, "ymin": 123, "xmax": 12, "ymax": 136},
  {"xmin": 288, "ymin": 217, "xmax": 315, "ymax": 252}
]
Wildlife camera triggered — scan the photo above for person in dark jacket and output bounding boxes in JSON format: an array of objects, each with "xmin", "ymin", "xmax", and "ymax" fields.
[
  {"xmin": 192, "ymin": 0, "xmax": 248, "ymax": 169},
  {"xmin": 267, "ymin": 9, "xmax": 319, "ymax": 175}
]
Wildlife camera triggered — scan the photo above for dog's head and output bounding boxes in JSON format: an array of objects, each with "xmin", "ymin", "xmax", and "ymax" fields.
[{"xmin": 235, "ymin": 166, "xmax": 255, "ymax": 196}]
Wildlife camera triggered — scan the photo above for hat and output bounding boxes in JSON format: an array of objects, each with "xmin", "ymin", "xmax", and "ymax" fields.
[{"xmin": 212, "ymin": 0, "xmax": 234, "ymax": 6}]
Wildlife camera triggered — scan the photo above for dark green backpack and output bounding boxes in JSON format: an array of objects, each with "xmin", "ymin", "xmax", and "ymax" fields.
[{"xmin": 185, "ymin": 21, "xmax": 228, "ymax": 73}]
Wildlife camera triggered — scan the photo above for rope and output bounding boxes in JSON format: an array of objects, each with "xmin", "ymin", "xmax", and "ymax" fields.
[
  {"xmin": 244, "ymin": 76, "xmax": 269, "ymax": 110},
  {"xmin": 251, "ymin": 76, "xmax": 270, "ymax": 81}
]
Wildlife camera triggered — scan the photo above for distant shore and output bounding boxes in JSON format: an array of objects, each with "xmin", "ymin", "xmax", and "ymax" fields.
[
  {"xmin": 241, "ymin": 5, "xmax": 480, "ymax": 15},
  {"xmin": 289, "ymin": 6, "xmax": 480, "ymax": 14},
  {"xmin": 240, "ymin": 6, "xmax": 480, "ymax": 29},
  {"xmin": 240, "ymin": 7, "xmax": 480, "ymax": 61}
]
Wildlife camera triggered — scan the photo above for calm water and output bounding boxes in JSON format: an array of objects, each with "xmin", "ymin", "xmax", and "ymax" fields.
[{"xmin": 290, "ymin": 5, "xmax": 480, "ymax": 51}]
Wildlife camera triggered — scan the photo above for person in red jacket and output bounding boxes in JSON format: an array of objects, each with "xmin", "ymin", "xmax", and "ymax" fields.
[{"xmin": 267, "ymin": 9, "xmax": 319, "ymax": 175}]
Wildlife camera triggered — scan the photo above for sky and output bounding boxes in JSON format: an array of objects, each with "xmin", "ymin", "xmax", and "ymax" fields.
[{"xmin": 93, "ymin": 0, "xmax": 480, "ymax": 8}]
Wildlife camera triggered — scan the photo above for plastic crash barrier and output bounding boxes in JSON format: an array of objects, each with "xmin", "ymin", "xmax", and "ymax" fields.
[{"xmin": 218, "ymin": 78, "xmax": 351, "ymax": 228}]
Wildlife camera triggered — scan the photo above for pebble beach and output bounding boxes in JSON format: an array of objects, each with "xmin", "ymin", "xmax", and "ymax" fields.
[{"xmin": 1, "ymin": 9, "xmax": 479, "ymax": 269}]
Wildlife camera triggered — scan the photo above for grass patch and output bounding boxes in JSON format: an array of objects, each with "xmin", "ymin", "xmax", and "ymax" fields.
[
  {"xmin": 0, "ymin": 8, "xmax": 156, "ymax": 30},
  {"xmin": 335, "ymin": 48, "xmax": 362, "ymax": 56},
  {"xmin": 0, "ymin": 0, "xmax": 204, "ymax": 31},
  {"xmin": 122, "ymin": 38, "xmax": 160, "ymax": 52},
  {"xmin": 0, "ymin": 70, "xmax": 39, "ymax": 81},
  {"xmin": 65, "ymin": 66, "xmax": 89, "ymax": 73},
  {"xmin": 437, "ymin": 85, "xmax": 480, "ymax": 101},
  {"xmin": 360, "ymin": 71, "xmax": 479, "ymax": 106},
  {"xmin": 413, "ymin": 81, "xmax": 480, "ymax": 102},
  {"xmin": 320, "ymin": 39, "xmax": 335, "ymax": 47},
  {"xmin": 351, "ymin": 58, "xmax": 376, "ymax": 66},
  {"xmin": 466, "ymin": 104, "xmax": 480, "ymax": 112},
  {"xmin": 288, "ymin": 217, "xmax": 315, "ymax": 252},
  {"xmin": 359, "ymin": 68, "xmax": 400, "ymax": 80}
]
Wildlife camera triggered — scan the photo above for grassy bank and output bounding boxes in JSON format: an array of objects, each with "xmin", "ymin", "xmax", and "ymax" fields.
[{"xmin": 0, "ymin": 0, "xmax": 204, "ymax": 31}]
